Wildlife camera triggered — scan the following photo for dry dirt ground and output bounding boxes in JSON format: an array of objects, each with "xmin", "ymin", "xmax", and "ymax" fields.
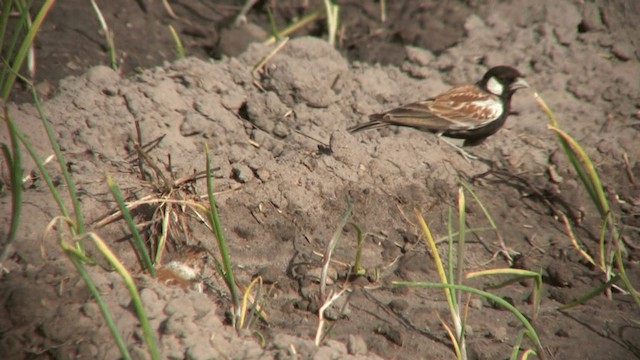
[{"xmin": 1, "ymin": 0, "xmax": 640, "ymax": 359}]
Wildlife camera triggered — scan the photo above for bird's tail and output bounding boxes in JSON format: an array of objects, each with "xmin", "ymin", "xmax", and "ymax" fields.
[{"xmin": 347, "ymin": 114, "xmax": 388, "ymax": 133}]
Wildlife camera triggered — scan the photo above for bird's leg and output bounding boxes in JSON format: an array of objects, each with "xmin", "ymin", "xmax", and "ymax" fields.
[{"xmin": 435, "ymin": 133, "xmax": 478, "ymax": 162}]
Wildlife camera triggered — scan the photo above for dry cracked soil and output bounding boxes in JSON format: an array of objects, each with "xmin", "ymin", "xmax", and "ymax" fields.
[{"xmin": 1, "ymin": 0, "xmax": 639, "ymax": 359}]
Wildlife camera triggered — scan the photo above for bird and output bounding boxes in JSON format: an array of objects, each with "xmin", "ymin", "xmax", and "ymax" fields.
[{"xmin": 348, "ymin": 66, "xmax": 529, "ymax": 147}]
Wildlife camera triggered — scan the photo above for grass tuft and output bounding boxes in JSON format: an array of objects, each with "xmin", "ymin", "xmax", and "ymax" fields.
[
  {"xmin": 0, "ymin": 108, "xmax": 22, "ymax": 262},
  {"xmin": 393, "ymin": 187, "xmax": 545, "ymax": 359},
  {"xmin": 534, "ymin": 92, "xmax": 640, "ymax": 308}
]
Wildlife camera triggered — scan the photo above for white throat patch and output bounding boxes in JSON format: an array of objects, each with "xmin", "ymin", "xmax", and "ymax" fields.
[{"xmin": 486, "ymin": 77, "xmax": 504, "ymax": 96}]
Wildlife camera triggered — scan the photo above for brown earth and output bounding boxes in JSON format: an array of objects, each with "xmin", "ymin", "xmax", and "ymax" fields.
[{"xmin": 1, "ymin": 0, "xmax": 640, "ymax": 359}]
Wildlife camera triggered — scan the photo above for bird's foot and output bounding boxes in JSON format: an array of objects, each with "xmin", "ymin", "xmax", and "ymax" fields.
[{"xmin": 439, "ymin": 137, "xmax": 478, "ymax": 162}]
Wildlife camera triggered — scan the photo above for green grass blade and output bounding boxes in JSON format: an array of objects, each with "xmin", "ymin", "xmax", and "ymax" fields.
[
  {"xmin": 62, "ymin": 243, "xmax": 132, "ymax": 360},
  {"xmin": 0, "ymin": 1, "xmax": 13, "ymax": 64},
  {"xmin": 558, "ymin": 274, "xmax": 620, "ymax": 309},
  {"xmin": 510, "ymin": 330, "xmax": 526, "ymax": 360},
  {"xmin": 320, "ymin": 197, "xmax": 352, "ymax": 300},
  {"xmin": 459, "ymin": 181, "xmax": 499, "ymax": 231},
  {"xmin": 204, "ymin": 144, "xmax": 240, "ymax": 320},
  {"xmin": 89, "ymin": 0, "xmax": 117, "ymax": 70},
  {"xmin": 521, "ymin": 349, "xmax": 537, "ymax": 360},
  {"xmin": 466, "ymin": 268, "xmax": 542, "ymax": 319},
  {"xmin": 167, "ymin": 25, "xmax": 185, "ymax": 58},
  {"xmin": 89, "ymin": 233, "xmax": 160, "ymax": 360},
  {"xmin": 415, "ymin": 208, "xmax": 464, "ymax": 349},
  {"xmin": 266, "ymin": 6, "xmax": 278, "ymax": 40},
  {"xmin": 31, "ymin": 87, "xmax": 86, "ymax": 237},
  {"xmin": 548, "ymin": 125, "xmax": 609, "ymax": 217},
  {"xmin": 350, "ymin": 222, "xmax": 365, "ymax": 276},
  {"xmin": 466, "ymin": 268, "xmax": 541, "ymax": 279},
  {"xmin": 447, "ymin": 207, "xmax": 455, "ymax": 303},
  {"xmin": 105, "ymin": 175, "xmax": 156, "ymax": 276},
  {"xmin": 613, "ymin": 249, "xmax": 640, "ymax": 307},
  {"xmin": 456, "ymin": 187, "xmax": 466, "ymax": 290},
  {"xmin": 535, "ymin": 93, "xmax": 608, "ymax": 217},
  {"xmin": 455, "ymin": 189, "xmax": 468, "ymax": 359},
  {"xmin": 0, "ymin": 107, "xmax": 23, "ymax": 260},
  {"xmin": 0, "ymin": 1, "xmax": 25, "ymax": 91},
  {"xmin": 322, "ymin": 0, "xmax": 340, "ymax": 47},
  {"xmin": 1, "ymin": 0, "xmax": 55, "ymax": 100},
  {"xmin": 9, "ymin": 118, "xmax": 69, "ymax": 219}
]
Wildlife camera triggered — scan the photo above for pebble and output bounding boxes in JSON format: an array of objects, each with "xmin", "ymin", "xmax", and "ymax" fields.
[
  {"xmin": 388, "ymin": 299, "xmax": 409, "ymax": 314},
  {"xmin": 232, "ymin": 163, "xmax": 254, "ymax": 183},
  {"xmin": 139, "ymin": 288, "xmax": 163, "ymax": 319},
  {"xmin": 469, "ymin": 298, "xmax": 483, "ymax": 310},
  {"xmin": 186, "ymin": 343, "xmax": 220, "ymax": 360},
  {"xmin": 611, "ymin": 42, "xmax": 634, "ymax": 61},
  {"xmin": 347, "ymin": 334, "xmax": 368, "ymax": 355},
  {"xmin": 489, "ymin": 326, "xmax": 508, "ymax": 342},
  {"xmin": 580, "ymin": 3, "xmax": 604, "ymax": 32}
]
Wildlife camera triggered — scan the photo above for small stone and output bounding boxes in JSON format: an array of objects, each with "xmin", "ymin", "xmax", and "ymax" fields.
[
  {"xmin": 186, "ymin": 343, "xmax": 220, "ymax": 360},
  {"xmin": 489, "ymin": 326, "xmax": 508, "ymax": 342},
  {"xmin": 464, "ymin": 14, "xmax": 486, "ymax": 33},
  {"xmin": 388, "ymin": 299, "xmax": 409, "ymax": 314},
  {"xmin": 324, "ymin": 294, "xmax": 350, "ymax": 320},
  {"xmin": 611, "ymin": 42, "xmax": 634, "ymax": 61},
  {"xmin": 315, "ymin": 340, "xmax": 348, "ymax": 359},
  {"xmin": 547, "ymin": 165, "xmax": 564, "ymax": 184},
  {"xmin": 217, "ymin": 22, "xmax": 267, "ymax": 57},
  {"xmin": 180, "ymin": 113, "xmax": 208, "ymax": 136},
  {"xmin": 405, "ymin": 46, "xmax": 434, "ymax": 66},
  {"xmin": 86, "ymin": 65, "xmax": 120, "ymax": 89},
  {"xmin": 128, "ymin": 345, "xmax": 151, "ymax": 360},
  {"xmin": 554, "ymin": 26, "xmax": 575, "ymax": 46},
  {"xmin": 273, "ymin": 122, "xmax": 290, "ymax": 138},
  {"xmin": 253, "ymin": 266, "xmax": 280, "ymax": 284},
  {"xmin": 220, "ymin": 91, "xmax": 245, "ymax": 111},
  {"xmin": 255, "ymin": 168, "xmax": 270, "ymax": 181},
  {"xmin": 546, "ymin": 261, "xmax": 573, "ymax": 287},
  {"xmin": 164, "ymin": 298, "xmax": 194, "ymax": 317},
  {"xmin": 347, "ymin": 334, "xmax": 368, "ymax": 355},
  {"xmin": 232, "ymin": 164, "xmax": 254, "ymax": 183},
  {"xmin": 579, "ymin": 3, "xmax": 604, "ymax": 32},
  {"xmin": 469, "ymin": 298, "xmax": 483, "ymax": 310},
  {"xmin": 81, "ymin": 302, "xmax": 100, "ymax": 319},
  {"xmin": 375, "ymin": 325, "xmax": 403, "ymax": 346},
  {"xmin": 35, "ymin": 80, "xmax": 53, "ymax": 99},
  {"xmin": 465, "ymin": 325, "xmax": 474, "ymax": 337},
  {"xmin": 139, "ymin": 288, "xmax": 163, "ymax": 319}
]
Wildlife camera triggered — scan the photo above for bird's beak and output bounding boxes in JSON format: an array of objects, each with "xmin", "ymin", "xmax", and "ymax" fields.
[{"xmin": 511, "ymin": 77, "xmax": 529, "ymax": 90}]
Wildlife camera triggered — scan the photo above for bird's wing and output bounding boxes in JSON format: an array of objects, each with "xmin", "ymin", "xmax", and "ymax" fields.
[
  {"xmin": 427, "ymin": 85, "xmax": 502, "ymax": 129},
  {"xmin": 348, "ymin": 85, "xmax": 503, "ymax": 133}
]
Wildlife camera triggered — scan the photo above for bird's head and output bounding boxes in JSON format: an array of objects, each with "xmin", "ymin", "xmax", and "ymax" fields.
[{"xmin": 479, "ymin": 66, "xmax": 529, "ymax": 98}]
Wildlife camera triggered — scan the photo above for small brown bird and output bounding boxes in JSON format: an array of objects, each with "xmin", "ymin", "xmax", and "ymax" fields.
[{"xmin": 348, "ymin": 66, "xmax": 529, "ymax": 146}]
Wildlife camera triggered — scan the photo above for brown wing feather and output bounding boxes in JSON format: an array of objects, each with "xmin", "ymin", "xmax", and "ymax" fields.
[
  {"xmin": 427, "ymin": 85, "xmax": 495, "ymax": 128},
  {"xmin": 348, "ymin": 85, "xmax": 498, "ymax": 133}
]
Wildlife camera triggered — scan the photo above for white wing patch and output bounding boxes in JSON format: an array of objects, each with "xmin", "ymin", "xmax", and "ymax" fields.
[{"xmin": 486, "ymin": 77, "xmax": 504, "ymax": 96}]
